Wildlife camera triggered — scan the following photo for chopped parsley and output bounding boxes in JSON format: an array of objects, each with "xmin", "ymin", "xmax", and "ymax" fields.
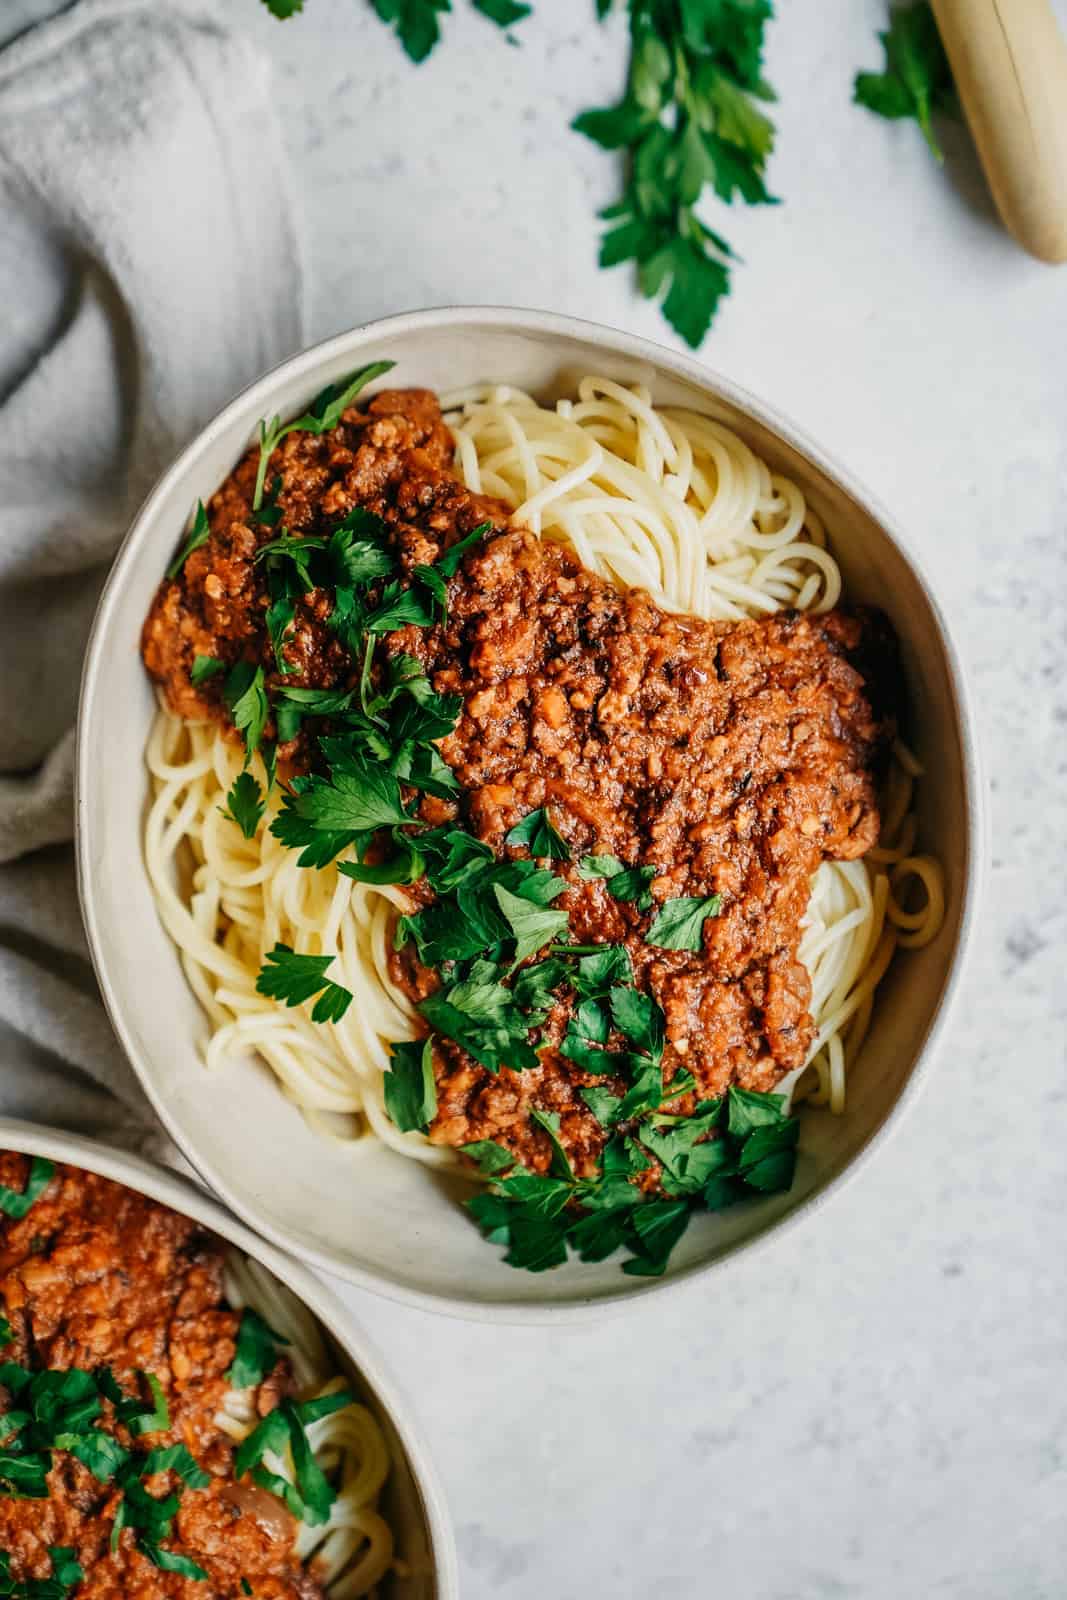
[
  {"xmin": 854, "ymin": 2, "xmax": 956, "ymax": 162},
  {"xmin": 227, "ymin": 1307, "xmax": 290, "ymax": 1390},
  {"xmin": 646, "ymin": 893, "xmax": 723, "ymax": 951},
  {"xmin": 468, "ymin": 1085, "xmax": 799, "ymax": 1276},
  {"xmin": 579, "ymin": 855, "xmax": 657, "ymax": 910},
  {"xmin": 222, "ymin": 662, "xmax": 269, "ymax": 764},
  {"xmin": 0, "ymin": 1546, "xmax": 83, "ymax": 1597},
  {"xmin": 233, "ymin": 1389, "xmax": 355, "ymax": 1527},
  {"xmin": 383, "ymin": 1038, "xmax": 437, "ymax": 1133},
  {"xmin": 256, "ymin": 945, "xmax": 354, "ymax": 1025},
  {"xmin": 165, "ymin": 500, "xmax": 211, "ymax": 581},
  {"xmin": 506, "ymin": 806, "xmax": 571, "ymax": 861},
  {"xmin": 190, "ymin": 654, "xmax": 225, "ymax": 685},
  {"xmin": 222, "ymin": 771, "xmax": 267, "ymax": 840},
  {"xmin": 0, "ymin": 1158, "xmax": 53, "ymax": 1220}
]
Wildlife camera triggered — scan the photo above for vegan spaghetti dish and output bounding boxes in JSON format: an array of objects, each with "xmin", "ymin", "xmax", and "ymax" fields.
[
  {"xmin": 0, "ymin": 1153, "xmax": 395, "ymax": 1595},
  {"xmin": 140, "ymin": 363, "xmax": 945, "ymax": 1278}
]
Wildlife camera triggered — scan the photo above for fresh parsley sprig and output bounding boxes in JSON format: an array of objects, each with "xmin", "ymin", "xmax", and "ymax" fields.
[
  {"xmin": 575, "ymin": 0, "xmax": 778, "ymax": 347},
  {"xmin": 256, "ymin": 944, "xmax": 354, "ymax": 1024},
  {"xmin": 854, "ymin": 3, "xmax": 956, "ymax": 163}
]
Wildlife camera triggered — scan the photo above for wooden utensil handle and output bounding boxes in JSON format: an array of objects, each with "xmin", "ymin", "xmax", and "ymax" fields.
[{"xmin": 932, "ymin": 0, "xmax": 1067, "ymax": 263}]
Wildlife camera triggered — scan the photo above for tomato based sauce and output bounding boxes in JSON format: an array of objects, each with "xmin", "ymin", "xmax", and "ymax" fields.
[
  {"xmin": 141, "ymin": 390, "xmax": 896, "ymax": 1180},
  {"xmin": 0, "ymin": 1154, "xmax": 321, "ymax": 1599}
]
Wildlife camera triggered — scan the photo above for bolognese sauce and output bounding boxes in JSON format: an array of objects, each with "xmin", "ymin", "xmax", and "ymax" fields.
[
  {"xmin": 0, "ymin": 1153, "xmax": 323, "ymax": 1598},
  {"xmin": 141, "ymin": 389, "xmax": 896, "ymax": 1184}
]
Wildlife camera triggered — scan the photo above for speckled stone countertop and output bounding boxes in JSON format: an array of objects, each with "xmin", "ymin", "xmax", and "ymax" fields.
[{"xmin": 7, "ymin": 0, "xmax": 1067, "ymax": 1594}]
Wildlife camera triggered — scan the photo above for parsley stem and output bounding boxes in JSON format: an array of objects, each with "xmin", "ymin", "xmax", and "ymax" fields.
[{"xmin": 549, "ymin": 944, "xmax": 609, "ymax": 955}]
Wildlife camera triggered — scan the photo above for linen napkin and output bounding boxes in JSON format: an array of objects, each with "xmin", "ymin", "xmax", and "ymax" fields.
[{"xmin": 0, "ymin": 0, "xmax": 306, "ymax": 1148}]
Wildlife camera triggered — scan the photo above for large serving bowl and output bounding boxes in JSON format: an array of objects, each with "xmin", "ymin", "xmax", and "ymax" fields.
[
  {"xmin": 77, "ymin": 307, "xmax": 985, "ymax": 1319},
  {"xmin": 0, "ymin": 1118, "xmax": 457, "ymax": 1595}
]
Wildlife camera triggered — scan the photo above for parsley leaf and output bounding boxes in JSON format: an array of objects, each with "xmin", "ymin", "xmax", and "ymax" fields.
[
  {"xmin": 435, "ymin": 520, "xmax": 492, "ymax": 578},
  {"xmin": 116, "ymin": 1371, "xmax": 169, "ymax": 1437},
  {"xmin": 190, "ymin": 654, "xmax": 225, "ymax": 686},
  {"xmin": 582, "ymin": 857, "xmax": 657, "ymax": 911},
  {"xmin": 622, "ymin": 1198, "xmax": 692, "ymax": 1277},
  {"xmin": 577, "ymin": 1, "xmax": 778, "ymax": 345},
  {"xmin": 0, "ymin": 1157, "xmax": 53, "ymax": 1219},
  {"xmin": 259, "ymin": 0, "xmax": 305, "ymax": 15},
  {"xmin": 222, "ymin": 661, "xmax": 269, "ymax": 762},
  {"xmin": 646, "ymin": 893, "xmax": 723, "ymax": 951},
  {"xmin": 165, "ymin": 500, "xmax": 210, "ymax": 580},
  {"xmin": 418, "ymin": 961, "xmax": 540, "ymax": 1074},
  {"xmin": 139, "ymin": 1548, "xmax": 209, "ymax": 1581},
  {"xmin": 227, "ymin": 1307, "xmax": 289, "ymax": 1390},
  {"xmin": 530, "ymin": 1108, "xmax": 575, "ymax": 1181},
  {"xmin": 493, "ymin": 884, "xmax": 570, "ymax": 967},
  {"xmin": 256, "ymin": 945, "xmax": 353, "ymax": 1024},
  {"xmin": 854, "ymin": 2, "xmax": 956, "ymax": 162},
  {"xmin": 271, "ymin": 760, "xmax": 409, "ymax": 855},
  {"xmin": 462, "ymin": 1140, "xmax": 519, "ymax": 1177},
  {"xmin": 383, "ymin": 1038, "xmax": 437, "ymax": 1132},
  {"xmin": 222, "ymin": 771, "xmax": 266, "ymax": 841},
  {"xmin": 138, "ymin": 1443, "xmax": 212, "ymax": 1489},
  {"xmin": 472, "ymin": 0, "xmax": 531, "ymax": 24},
  {"xmin": 371, "ymin": 0, "xmax": 449, "ymax": 62},
  {"xmin": 505, "ymin": 807, "xmax": 571, "ymax": 861},
  {"xmin": 574, "ymin": 945, "xmax": 634, "ymax": 995}
]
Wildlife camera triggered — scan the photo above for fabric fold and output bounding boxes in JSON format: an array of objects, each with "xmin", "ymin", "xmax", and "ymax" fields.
[{"xmin": 0, "ymin": 0, "xmax": 306, "ymax": 1145}]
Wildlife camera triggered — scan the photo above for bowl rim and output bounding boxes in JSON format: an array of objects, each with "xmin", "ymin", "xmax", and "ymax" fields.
[
  {"xmin": 76, "ymin": 304, "xmax": 988, "ymax": 1324},
  {"xmin": 0, "ymin": 1116, "xmax": 459, "ymax": 1596}
]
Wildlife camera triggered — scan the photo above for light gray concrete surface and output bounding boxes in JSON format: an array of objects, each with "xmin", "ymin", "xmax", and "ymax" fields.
[{"xmin": 7, "ymin": 1, "xmax": 1067, "ymax": 1595}]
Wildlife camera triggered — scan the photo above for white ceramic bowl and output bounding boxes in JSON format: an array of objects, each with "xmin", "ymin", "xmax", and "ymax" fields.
[
  {"xmin": 0, "ymin": 1118, "xmax": 457, "ymax": 1596},
  {"xmin": 77, "ymin": 307, "xmax": 985, "ymax": 1321}
]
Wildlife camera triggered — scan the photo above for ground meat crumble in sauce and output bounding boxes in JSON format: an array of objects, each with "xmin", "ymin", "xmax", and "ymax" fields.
[
  {"xmin": 142, "ymin": 389, "xmax": 898, "ymax": 1184},
  {"xmin": 0, "ymin": 1154, "xmax": 322, "ymax": 1599}
]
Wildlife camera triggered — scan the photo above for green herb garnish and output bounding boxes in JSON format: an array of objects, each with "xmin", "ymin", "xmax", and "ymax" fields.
[
  {"xmin": 506, "ymin": 806, "xmax": 571, "ymax": 862},
  {"xmin": 0, "ymin": 1158, "xmax": 53, "ymax": 1220},
  {"xmin": 222, "ymin": 662, "xmax": 270, "ymax": 763},
  {"xmin": 233, "ymin": 1390, "xmax": 355, "ymax": 1527},
  {"xmin": 227, "ymin": 1307, "xmax": 290, "ymax": 1390},
  {"xmin": 646, "ymin": 893, "xmax": 723, "ymax": 951},
  {"xmin": 468, "ymin": 1084, "xmax": 799, "ymax": 1277},
  {"xmin": 0, "ymin": 1546, "xmax": 84, "ymax": 1598},
  {"xmin": 579, "ymin": 855, "xmax": 657, "ymax": 910},
  {"xmin": 166, "ymin": 501, "xmax": 211, "ymax": 581},
  {"xmin": 190, "ymin": 654, "xmax": 226, "ymax": 686},
  {"xmin": 256, "ymin": 944, "xmax": 354, "ymax": 1024},
  {"xmin": 854, "ymin": 2, "xmax": 956, "ymax": 162},
  {"xmin": 222, "ymin": 771, "xmax": 267, "ymax": 841},
  {"xmin": 382, "ymin": 1038, "xmax": 437, "ymax": 1133},
  {"xmin": 575, "ymin": 0, "xmax": 778, "ymax": 346}
]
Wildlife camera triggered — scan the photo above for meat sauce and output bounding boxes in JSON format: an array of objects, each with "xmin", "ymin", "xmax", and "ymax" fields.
[
  {"xmin": 142, "ymin": 390, "xmax": 896, "ymax": 1180},
  {"xmin": 0, "ymin": 1154, "xmax": 321, "ymax": 1599}
]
